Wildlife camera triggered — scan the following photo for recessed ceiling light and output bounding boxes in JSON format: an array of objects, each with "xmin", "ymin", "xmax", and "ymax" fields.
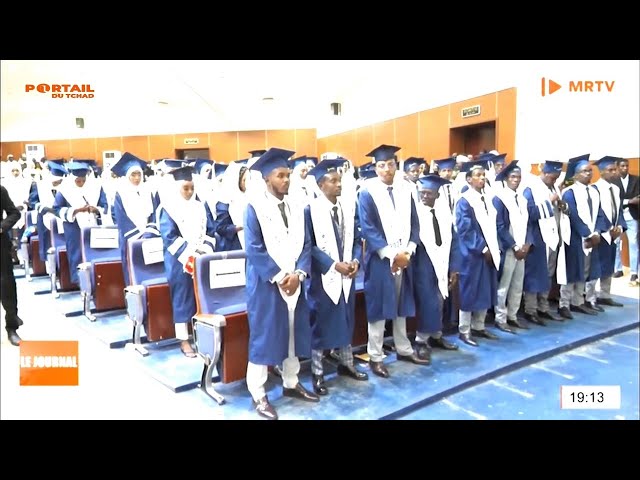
[
  {"xmin": 262, "ymin": 97, "xmax": 274, "ymax": 102},
  {"xmin": 158, "ymin": 101, "xmax": 169, "ymax": 105}
]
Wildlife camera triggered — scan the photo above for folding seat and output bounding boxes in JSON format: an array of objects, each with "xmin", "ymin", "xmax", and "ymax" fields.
[
  {"xmin": 124, "ymin": 236, "xmax": 174, "ymax": 356},
  {"xmin": 41, "ymin": 216, "xmax": 78, "ymax": 297},
  {"xmin": 191, "ymin": 249, "xmax": 247, "ymax": 403},
  {"xmin": 19, "ymin": 209, "xmax": 47, "ymax": 281},
  {"xmin": 73, "ymin": 225, "xmax": 126, "ymax": 321}
]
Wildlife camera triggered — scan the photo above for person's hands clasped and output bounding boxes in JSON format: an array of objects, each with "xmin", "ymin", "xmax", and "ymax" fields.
[{"xmin": 279, "ymin": 273, "xmax": 300, "ymax": 296}]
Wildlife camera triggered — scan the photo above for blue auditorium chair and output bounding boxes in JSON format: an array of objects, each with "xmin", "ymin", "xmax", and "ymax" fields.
[{"xmin": 42, "ymin": 215, "xmax": 78, "ymax": 297}]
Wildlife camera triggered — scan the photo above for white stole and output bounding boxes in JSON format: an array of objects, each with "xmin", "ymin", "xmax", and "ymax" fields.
[
  {"xmin": 526, "ymin": 177, "xmax": 560, "ymax": 252},
  {"xmin": 560, "ymin": 183, "xmax": 600, "ymax": 256},
  {"xmin": 228, "ymin": 195, "xmax": 248, "ymax": 250},
  {"xmin": 366, "ymin": 179, "xmax": 412, "ymax": 254},
  {"xmin": 417, "ymin": 202, "xmax": 453, "ymax": 299},
  {"xmin": 495, "ymin": 186, "xmax": 529, "ymax": 247},
  {"xmin": 309, "ymin": 197, "xmax": 354, "ymax": 305},
  {"xmin": 252, "ymin": 192, "xmax": 305, "ymax": 310},
  {"xmin": 461, "ymin": 189, "xmax": 501, "ymax": 270},
  {"xmin": 594, "ymin": 179, "xmax": 620, "ymax": 245}
]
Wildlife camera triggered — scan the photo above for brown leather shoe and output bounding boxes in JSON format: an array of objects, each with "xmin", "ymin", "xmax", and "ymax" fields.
[
  {"xmin": 458, "ymin": 333, "xmax": 478, "ymax": 347},
  {"xmin": 596, "ymin": 298, "xmax": 624, "ymax": 307},
  {"xmin": 337, "ymin": 364, "xmax": 368, "ymax": 381},
  {"xmin": 369, "ymin": 360, "xmax": 390, "ymax": 378},
  {"xmin": 495, "ymin": 323, "xmax": 516, "ymax": 334},
  {"xmin": 428, "ymin": 337, "xmax": 459, "ymax": 350},
  {"xmin": 283, "ymin": 383, "xmax": 320, "ymax": 402},
  {"xmin": 397, "ymin": 351, "xmax": 431, "ymax": 365},
  {"xmin": 471, "ymin": 328, "xmax": 499, "ymax": 340},
  {"xmin": 253, "ymin": 396, "xmax": 278, "ymax": 420}
]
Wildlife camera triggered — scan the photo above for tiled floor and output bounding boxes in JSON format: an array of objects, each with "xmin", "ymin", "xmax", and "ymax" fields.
[{"xmin": 2, "ymin": 267, "xmax": 638, "ymax": 420}]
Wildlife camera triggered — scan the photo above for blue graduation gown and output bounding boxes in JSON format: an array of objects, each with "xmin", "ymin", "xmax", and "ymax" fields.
[
  {"xmin": 244, "ymin": 203, "xmax": 312, "ymax": 365},
  {"xmin": 304, "ymin": 203, "xmax": 363, "ymax": 350},
  {"xmin": 561, "ymin": 189, "xmax": 604, "ymax": 283},
  {"xmin": 214, "ymin": 201, "xmax": 242, "ymax": 252},
  {"xmin": 112, "ymin": 191, "xmax": 160, "ymax": 286},
  {"xmin": 159, "ymin": 206, "xmax": 215, "ymax": 324},
  {"xmin": 522, "ymin": 187, "xmax": 553, "ymax": 293},
  {"xmin": 413, "ymin": 225, "xmax": 461, "ymax": 334},
  {"xmin": 357, "ymin": 188, "xmax": 420, "ymax": 321},
  {"xmin": 492, "ymin": 193, "xmax": 534, "ymax": 279},
  {"xmin": 592, "ymin": 184, "xmax": 627, "ymax": 279},
  {"xmin": 455, "ymin": 197, "xmax": 498, "ymax": 312},
  {"xmin": 53, "ymin": 188, "xmax": 108, "ymax": 285}
]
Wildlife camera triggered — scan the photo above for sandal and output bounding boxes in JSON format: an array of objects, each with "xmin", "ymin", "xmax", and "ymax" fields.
[{"xmin": 180, "ymin": 341, "xmax": 197, "ymax": 358}]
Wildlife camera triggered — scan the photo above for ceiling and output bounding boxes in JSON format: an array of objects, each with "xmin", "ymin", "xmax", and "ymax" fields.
[{"xmin": 1, "ymin": 60, "xmax": 523, "ymax": 141}]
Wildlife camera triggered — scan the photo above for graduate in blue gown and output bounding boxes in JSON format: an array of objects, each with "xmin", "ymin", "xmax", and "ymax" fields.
[
  {"xmin": 110, "ymin": 152, "xmax": 160, "ymax": 286},
  {"xmin": 244, "ymin": 147, "xmax": 318, "ymax": 420},
  {"xmin": 159, "ymin": 165, "xmax": 216, "ymax": 358},
  {"xmin": 591, "ymin": 156, "xmax": 627, "ymax": 307},
  {"xmin": 454, "ymin": 160, "xmax": 500, "ymax": 347},
  {"xmin": 412, "ymin": 175, "xmax": 461, "ymax": 361},
  {"xmin": 214, "ymin": 161, "xmax": 248, "ymax": 251},
  {"xmin": 357, "ymin": 144, "xmax": 429, "ymax": 379},
  {"xmin": 304, "ymin": 159, "xmax": 368, "ymax": 396},
  {"xmin": 52, "ymin": 162, "xmax": 108, "ymax": 285}
]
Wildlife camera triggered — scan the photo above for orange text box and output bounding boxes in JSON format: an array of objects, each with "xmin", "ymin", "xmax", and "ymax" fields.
[{"xmin": 20, "ymin": 341, "xmax": 79, "ymax": 386}]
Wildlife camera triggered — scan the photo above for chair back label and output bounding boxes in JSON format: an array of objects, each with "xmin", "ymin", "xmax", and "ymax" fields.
[
  {"xmin": 89, "ymin": 227, "xmax": 119, "ymax": 249},
  {"xmin": 210, "ymin": 258, "xmax": 246, "ymax": 289},
  {"xmin": 142, "ymin": 237, "xmax": 164, "ymax": 265}
]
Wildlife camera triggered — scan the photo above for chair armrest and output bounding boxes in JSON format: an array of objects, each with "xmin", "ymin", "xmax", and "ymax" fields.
[{"xmin": 193, "ymin": 313, "xmax": 227, "ymax": 328}]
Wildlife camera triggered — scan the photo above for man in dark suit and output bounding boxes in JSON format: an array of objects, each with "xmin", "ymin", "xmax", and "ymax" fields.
[
  {"xmin": 1, "ymin": 185, "xmax": 24, "ymax": 346},
  {"xmin": 613, "ymin": 158, "xmax": 639, "ymax": 285}
]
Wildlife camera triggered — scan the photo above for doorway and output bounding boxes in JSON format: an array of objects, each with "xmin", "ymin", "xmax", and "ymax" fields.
[
  {"xmin": 449, "ymin": 121, "xmax": 496, "ymax": 157},
  {"xmin": 175, "ymin": 148, "xmax": 210, "ymax": 161}
]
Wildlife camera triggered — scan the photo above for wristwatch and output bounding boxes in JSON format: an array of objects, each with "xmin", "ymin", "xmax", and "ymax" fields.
[
  {"xmin": 295, "ymin": 270, "xmax": 306, "ymax": 283},
  {"xmin": 512, "ymin": 245, "xmax": 521, "ymax": 252}
]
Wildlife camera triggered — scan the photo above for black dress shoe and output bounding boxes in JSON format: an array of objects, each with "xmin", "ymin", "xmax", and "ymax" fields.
[
  {"xmin": 7, "ymin": 329, "xmax": 21, "ymax": 346},
  {"xmin": 524, "ymin": 312, "xmax": 547, "ymax": 326},
  {"xmin": 570, "ymin": 304, "xmax": 598, "ymax": 315},
  {"xmin": 458, "ymin": 333, "xmax": 478, "ymax": 347},
  {"xmin": 337, "ymin": 364, "xmax": 368, "ymax": 381},
  {"xmin": 415, "ymin": 343, "xmax": 432, "ymax": 363},
  {"xmin": 537, "ymin": 310, "xmax": 562, "ymax": 321},
  {"xmin": 312, "ymin": 374, "xmax": 328, "ymax": 395},
  {"xmin": 597, "ymin": 298, "xmax": 624, "ymax": 307},
  {"xmin": 612, "ymin": 270, "xmax": 624, "ymax": 278},
  {"xmin": 508, "ymin": 318, "xmax": 530, "ymax": 329},
  {"xmin": 253, "ymin": 396, "xmax": 278, "ymax": 420},
  {"xmin": 495, "ymin": 323, "xmax": 516, "ymax": 334},
  {"xmin": 283, "ymin": 383, "xmax": 320, "ymax": 402},
  {"xmin": 369, "ymin": 360, "xmax": 390, "ymax": 378},
  {"xmin": 587, "ymin": 302, "xmax": 605, "ymax": 312},
  {"xmin": 558, "ymin": 307, "xmax": 573, "ymax": 319},
  {"xmin": 471, "ymin": 328, "xmax": 499, "ymax": 340},
  {"xmin": 428, "ymin": 337, "xmax": 459, "ymax": 350},
  {"xmin": 396, "ymin": 351, "xmax": 431, "ymax": 365}
]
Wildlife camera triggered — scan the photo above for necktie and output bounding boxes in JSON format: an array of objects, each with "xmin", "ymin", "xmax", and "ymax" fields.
[
  {"xmin": 514, "ymin": 193, "xmax": 520, "ymax": 209},
  {"xmin": 52, "ymin": 189, "xmax": 57, "ymax": 197},
  {"xmin": 302, "ymin": 186, "xmax": 308, "ymax": 196},
  {"xmin": 278, "ymin": 202, "xmax": 288, "ymax": 228},
  {"xmin": 480, "ymin": 195, "xmax": 489, "ymax": 215},
  {"xmin": 446, "ymin": 185, "xmax": 453, "ymax": 212},
  {"xmin": 610, "ymin": 186, "xmax": 618, "ymax": 225},
  {"xmin": 586, "ymin": 186, "xmax": 593, "ymax": 217},
  {"xmin": 431, "ymin": 208, "xmax": 442, "ymax": 246},
  {"xmin": 387, "ymin": 186, "xmax": 395, "ymax": 208},
  {"xmin": 332, "ymin": 205, "xmax": 340, "ymax": 227}
]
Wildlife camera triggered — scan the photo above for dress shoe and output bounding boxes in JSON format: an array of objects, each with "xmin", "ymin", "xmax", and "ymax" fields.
[
  {"xmin": 508, "ymin": 318, "xmax": 530, "ymax": 329},
  {"xmin": 396, "ymin": 351, "xmax": 431, "ymax": 365},
  {"xmin": 537, "ymin": 310, "xmax": 562, "ymax": 321},
  {"xmin": 369, "ymin": 360, "xmax": 390, "ymax": 378},
  {"xmin": 7, "ymin": 329, "xmax": 21, "ymax": 347},
  {"xmin": 588, "ymin": 302, "xmax": 605, "ymax": 312},
  {"xmin": 495, "ymin": 323, "xmax": 516, "ymax": 334},
  {"xmin": 612, "ymin": 270, "xmax": 624, "ymax": 278},
  {"xmin": 523, "ymin": 312, "xmax": 547, "ymax": 326},
  {"xmin": 458, "ymin": 333, "xmax": 478, "ymax": 347},
  {"xmin": 312, "ymin": 374, "xmax": 328, "ymax": 395},
  {"xmin": 428, "ymin": 336, "xmax": 459, "ymax": 350},
  {"xmin": 597, "ymin": 298, "xmax": 624, "ymax": 307},
  {"xmin": 337, "ymin": 364, "xmax": 368, "ymax": 381},
  {"xmin": 557, "ymin": 307, "xmax": 573, "ymax": 319},
  {"xmin": 415, "ymin": 343, "xmax": 432, "ymax": 363},
  {"xmin": 253, "ymin": 396, "xmax": 278, "ymax": 420},
  {"xmin": 283, "ymin": 383, "xmax": 320, "ymax": 402},
  {"xmin": 570, "ymin": 304, "xmax": 598, "ymax": 315},
  {"xmin": 471, "ymin": 328, "xmax": 499, "ymax": 340}
]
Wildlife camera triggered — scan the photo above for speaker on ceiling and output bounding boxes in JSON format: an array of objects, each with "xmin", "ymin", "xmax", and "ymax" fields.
[{"xmin": 330, "ymin": 102, "xmax": 342, "ymax": 116}]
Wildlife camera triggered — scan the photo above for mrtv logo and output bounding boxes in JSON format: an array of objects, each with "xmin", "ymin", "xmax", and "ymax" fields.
[
  {"xmin": 541, "ymin": 77, "xmax": 615, "ymax": 97},
  {"xmin": 25, "ymin": 84, "xmax": 95, "ymax": 99}
]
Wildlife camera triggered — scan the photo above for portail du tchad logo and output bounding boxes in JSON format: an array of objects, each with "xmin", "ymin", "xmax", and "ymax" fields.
[
  {"xmin": 25, "ymin": 84, "xmax": 94, "ymax": 99},
  {"xmin": 20, "ymin": 341, "xmax": 79, "ymax": 386}
]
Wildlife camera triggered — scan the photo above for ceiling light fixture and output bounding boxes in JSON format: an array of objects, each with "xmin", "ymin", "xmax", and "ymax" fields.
[{"xmin": 158, "ymin": 100, "xmax": 169, "ymax": 105}]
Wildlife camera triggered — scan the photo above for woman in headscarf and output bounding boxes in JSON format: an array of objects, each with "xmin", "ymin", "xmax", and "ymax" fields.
[
  {"xmin": 110, "ymin": 153, "xmax": 160, "ymax": 287},
  {"xmin": 214, "ymin": 160, "xmax": 249, "ymax": 251},
  {"xmin": 159, "ymin": 165, "xmax": 216, "ymax": 357}
]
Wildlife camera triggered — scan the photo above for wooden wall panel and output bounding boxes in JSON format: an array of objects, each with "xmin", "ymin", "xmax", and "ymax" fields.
[
  {"xmin": 419, "ymin": 105, "xmax": 450, "ymax": 161},
  {"xmin": 69, "ymin": 138, "xmax": 98, "ymax": 161},
  {"xmin": 122, "ymin": 136, "xmax": 150, "ymax": 161},
  {"xmin": 337, "ymin": 131, "xmax": 356, "ymax": 163},
  {"xmin": 266, "ymin": 129, "xmax": 296, "ymax": 151},
  {"xmin": 394, "ymin": 113, "xmax": 420, "ymax": 159},
  {"xmin": 449, "ymin": 92, "xmax": 497, "ymax": 129},
  {"xmin": 295, "ymin": 129, "xmax": 317, "ymax": 158},
  {"xmin": 627, "ymin": 157, "xmax": 639, "ymax": 176},
  {"xmin": 0, "ymin": 142, "xmax": 23, "ymax": 159},
  {"xmin": 95, "ymin": 137, "xmax": 124, "ymax": 161},
  {"xmin": 43, "ymin": 140, "xmax": 72, "ymax": 161},
  {"xmin": 497, "ymin": 88, "xmax": 517, "ymax": 161},
  {"xmin": 372, "ymin": 120, "xmax": 395, "ymax": 155},
  {"xmin": 148, "ymin": 134, "xmax": 175, "ymax": 160},
  {"xmin": 238, "ymin": 131, "xmax": 267, "ymax": 160},
  {"xmin": 174, "ymin": 132, "xmax": 208, "ymax": 150},
  {"xmin": 354, "ymin": 126, "xmax": 374, "ymax": 166},
  {"xmin": 316, "ymin": 137, "xmax": 328, "ymax": 158},
  {"xmin": 210, "ymin": 132, "xmax": 238, "ymax": 162}
]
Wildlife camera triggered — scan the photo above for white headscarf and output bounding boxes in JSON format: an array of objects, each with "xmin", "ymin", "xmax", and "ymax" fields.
[
  {"xmin": 116, "ymin": 164, "xmax": 154, "ymax": 233},
  {"xmin": 161, "ymin": 177, "xmax": 208, "ymax": 248}
]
